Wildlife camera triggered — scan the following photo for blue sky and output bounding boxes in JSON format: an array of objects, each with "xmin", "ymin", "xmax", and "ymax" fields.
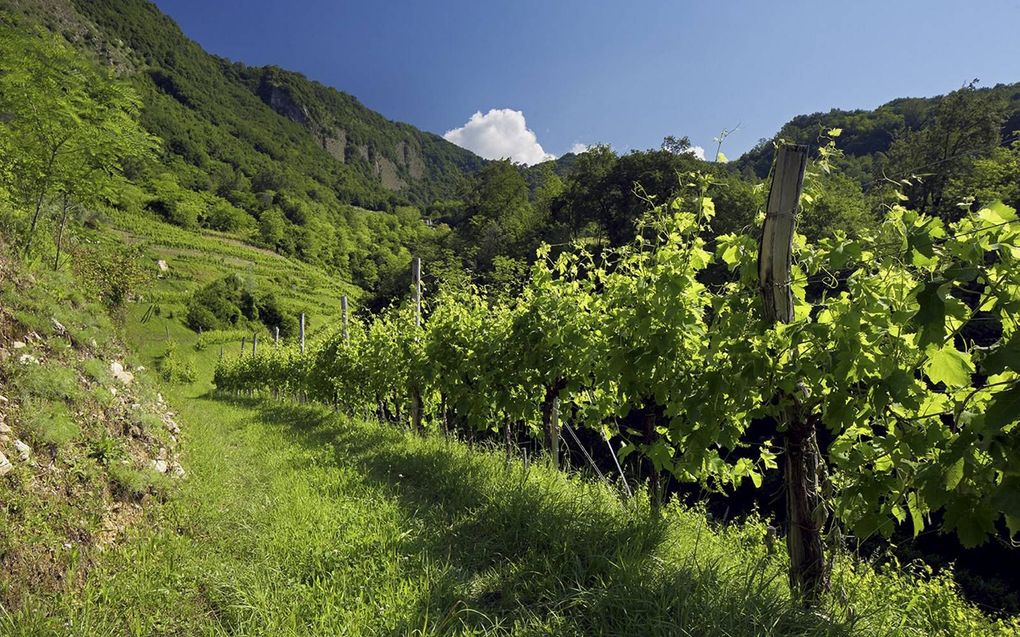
[{"xmin": 154, "ymin": 0, "xmax": 1020, "ymax": 163}]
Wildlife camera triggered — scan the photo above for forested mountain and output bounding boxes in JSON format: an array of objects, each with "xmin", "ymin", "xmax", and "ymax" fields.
[
  {"xmin": 24, "ymin": 0, "xmax": 486, "ymax": 206},
  {"xmin": 1, "ymin": 0, "xmax": 487, "ymax": 294},
  {"xmin": 734, "ymin": 81, "xmax": 1020, "ymax": 184}
]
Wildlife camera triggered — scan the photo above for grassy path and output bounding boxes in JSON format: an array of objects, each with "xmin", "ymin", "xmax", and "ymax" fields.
[{"xmin": 8, "ymin": 383, "xmax": 1013, "ymax": 636}]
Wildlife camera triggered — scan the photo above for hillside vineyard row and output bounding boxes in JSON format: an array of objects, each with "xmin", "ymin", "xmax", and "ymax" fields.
[{"xmin": 215, "ymin": 166, "xmax": 1020, "ymax": 599}]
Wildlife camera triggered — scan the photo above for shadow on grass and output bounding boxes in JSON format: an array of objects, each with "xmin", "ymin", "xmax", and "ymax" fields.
[{"xmin": 210, "ymin": 394, "xmax": 853, "ymax": 637}]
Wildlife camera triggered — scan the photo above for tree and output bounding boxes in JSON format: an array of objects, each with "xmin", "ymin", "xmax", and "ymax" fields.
[
  {"xmin": 883, "ymin": 82, "xmax": 1007, "ymax": 218},
  {"xmin": 0, "ymin": 21, "xmax": 156, "ymax": 259},
  {"xmin": 458, "ymin": 160, "xmax": 539, "ymax": 273},
  {"xmin": 943, "ymin": 140, "xmax": 1020, "ymax": 213},
  {"xmin": 661, "ymin": 135, "xmax": 692, "ymax": 154}
]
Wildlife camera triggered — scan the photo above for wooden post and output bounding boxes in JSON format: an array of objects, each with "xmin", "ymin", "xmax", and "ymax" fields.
[
  {"xmin": 758, "ymin": 144, "xmax": 828, "ymax": 603},
  {"xmin": 341, "ymin": 295, "xmax": 350, "ymax": 342},
  {"xmin": 410, "ymin": 258, "xmax": 423, "ymax": 432},
  {"xmin": 274, "ymin": 325, "xmax": 280, "ymax": 347},
  {"xmin": 412, "ymin": 257, "xmax": 422, "ymax": 329},
  {"xmin": 299, "ymin": 313, "xmax": 305, "ymax": 355},
  {"xmin": 240, "ymin": 336, "xmax": 246, "ymax": 356},
  {"xmin": 759, "ymin": 144, "xmax": 808, "ymax": 325},
  {"xmin": 219, "ymin": 345, "xmax": 224, "ymax": 362},
  {"xmin": 541, "ymin": 378, "xmax": 566, "ymax": 469}
]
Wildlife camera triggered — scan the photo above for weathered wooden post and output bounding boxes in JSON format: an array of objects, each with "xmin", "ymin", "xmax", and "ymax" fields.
[
  {"xmin": 412, "ymin": 257, "xmax": 422, "ymax": 329},
  {"xmin": 341, "ymin": 295, "xmax": 350, "ymax": 342},
  {"xmin": 250, "ymin": 333, "xmax": 258, "ymax": 398},
  {"xmin": 541, "ymin": 379, "xmax": 566, "ymax": 469},
  {"xmin": 299, "ymin": 313, "xmax": 305, "ymax": 355},
  {"xmin": 410, "ymin": 258, "xmax": 424, "ymax": 432},
  {"xmin": 758, "ymin": 143, "xmax": 828, "ymax": 603},
  {"xmin": 274, "ymin": 325, "xmax": 280, "ymax": 347},
  {"xmin": 240, "ymin": 336, "xmax": 246, "ymax": 356}
]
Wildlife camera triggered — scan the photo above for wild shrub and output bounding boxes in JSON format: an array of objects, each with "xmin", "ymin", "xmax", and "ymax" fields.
[
  {"xmin": 108, "ymin": 463, "xmax": 170, "ymax": 500},
  {"xmin": 185, "ymin": 274, "xmax": 295, "ymax": 336},
  {"xmin": 155, "ymin": 340, "xmax": 196, "ymax": 384},
  {"xmin": 88, "ymin": 430, "xmax": 126, "ymax": 466},
  {"xmin": 72, "ymin": 243, "xmax": 149, "ymax": 312}
]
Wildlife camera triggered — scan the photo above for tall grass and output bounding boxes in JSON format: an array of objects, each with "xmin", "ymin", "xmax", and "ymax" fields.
[{"xmin": 3, "ymin": 393, "xmax": 1013, "ymax": 636}]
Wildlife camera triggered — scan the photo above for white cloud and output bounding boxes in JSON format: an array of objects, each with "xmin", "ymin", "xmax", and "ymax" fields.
[
  {"xmin": 687, "ymin": 145, "xmax": 706, "ymax": 160},
  {"xmin": 567, "ymin": 142, "xmax": 590, "ymax": 155},
  {"xmin": 443, "ymin": 108, "xmax": 555, "ymax": 166}
]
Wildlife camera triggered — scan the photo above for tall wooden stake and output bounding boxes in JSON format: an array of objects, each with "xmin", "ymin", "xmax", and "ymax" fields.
[
  {"xmin": 341, "ymin": 295, "xmax": 350, "ymax": 342},
  {"xmin": 240, "ymin": 336, "xmax": 246, "ymax": 356},
  {"xmin": 274, "ymin": 325, "xmax": 280, "ymax": 346},
  {"xmin": 300, "ymin": 313, "xmax": 305, "ymax": 354},
  {"xmin": 758, "ymin": 144, "xmax": 828, "ymax": 603},
  {"xmin": 412, "ymin": 257, "xmax": 422, "ymax": 328},
  {"xmin": 410, "ymin": 257, "xmax": 423, "ymax": 432},
  {"xmin": 541, "ymin": 378, "xmax": 566, "ymax": 469},
  {"xmin": 252, "ymin": 333, "xmax": 258, "ymax": 356}
]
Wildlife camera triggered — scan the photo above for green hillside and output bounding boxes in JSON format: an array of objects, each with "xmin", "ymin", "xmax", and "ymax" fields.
[{"xmin": 0, "ymin": 0, "xmax": 484, "ymax": 297}]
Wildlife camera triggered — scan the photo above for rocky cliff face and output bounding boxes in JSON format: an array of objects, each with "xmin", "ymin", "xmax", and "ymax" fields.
[
  {"xmin": 259, "ymin": 82, "xmax": 313, "ymax": 126},
  {"xmin": 248, "ymin": 67, "xmax": 472, "ymax": 194}
]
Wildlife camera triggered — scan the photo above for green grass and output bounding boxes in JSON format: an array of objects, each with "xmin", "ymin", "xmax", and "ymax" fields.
[
  {"xmin": 3, "ymin": 382, "xmax": 1015, "ymax": 635},
  {"xmin": 19, "ymin": 399, "xmax": 80, "ymax": 448},
  {"xmin": 11, "ymin": 362, "xmax": 81, "ymax": 404},
  {"xmin": 107, "ymin": 463, "xmax": 171, "ymax": 501}
]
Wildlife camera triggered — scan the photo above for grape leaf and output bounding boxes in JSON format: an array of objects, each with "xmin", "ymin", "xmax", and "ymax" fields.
[
  {"xmin": 924, "ymin": 345, "xmax": 974, "ymax": 388},
  {"xmin": 945, "ymin": 457, "xmax": 964, "ymax": 490},
  {"xmin": 985, "ymin": 383, "xmax": 1020, "ymax": 429},
  {"xmin": 913, "ymin": 281, "xmax": 946, "ymax": 347}
]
